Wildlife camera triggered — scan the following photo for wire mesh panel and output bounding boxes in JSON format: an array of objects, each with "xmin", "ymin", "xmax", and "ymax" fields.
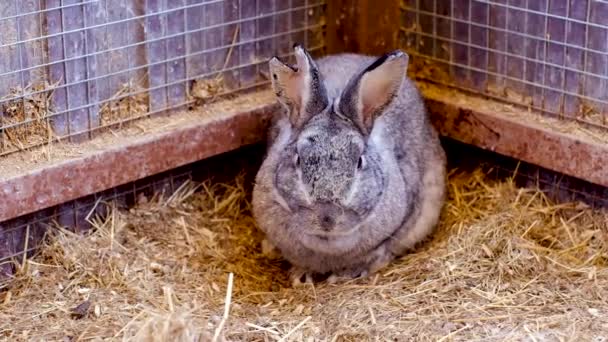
[
  {"xmin": 0, "ymin": 0, "xmax": 327, "ymax": 156},
  {"xmin": 400, "ymin": 0, "xmax": 608, "ymax": 129}
]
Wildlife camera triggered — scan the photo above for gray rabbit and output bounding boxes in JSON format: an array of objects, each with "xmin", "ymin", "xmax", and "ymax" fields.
[{"xmin": 252, "ymin": 45, "xmax": 446, "ymax": 286}]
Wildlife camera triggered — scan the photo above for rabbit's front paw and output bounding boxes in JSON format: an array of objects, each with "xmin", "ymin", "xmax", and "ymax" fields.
[
  {"xmin": 289, "ymin": 266, "xmax": 314, "ymax": 287},
  {"xmin": 326, "ymin": 268, "xmax": 369, "ymax": 284}
]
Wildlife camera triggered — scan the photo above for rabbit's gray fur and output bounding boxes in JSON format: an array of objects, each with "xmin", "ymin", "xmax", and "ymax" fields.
[{"xmin": 252, "ymin": 46, "xmax": 446, "ymax": 286}]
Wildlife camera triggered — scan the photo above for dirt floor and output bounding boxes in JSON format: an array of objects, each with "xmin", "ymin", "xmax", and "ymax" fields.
[{"xmin": 1, "ymin": 145, "xmax": 608, "ymax": 341}]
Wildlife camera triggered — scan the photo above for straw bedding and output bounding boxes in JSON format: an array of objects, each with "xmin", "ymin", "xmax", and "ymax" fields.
[
  {"xmin": 0, "ymin": 82, "xmax": 55, "ymax": 155},
  {"xmin": 1, "ymin": 162, "xmax": 607, "ymax": 341}
]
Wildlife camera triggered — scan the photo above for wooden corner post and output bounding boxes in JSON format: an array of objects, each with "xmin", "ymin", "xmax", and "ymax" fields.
[{"xmin": 326, "ymin": 0, "xmax": 401, "ymax": 55}]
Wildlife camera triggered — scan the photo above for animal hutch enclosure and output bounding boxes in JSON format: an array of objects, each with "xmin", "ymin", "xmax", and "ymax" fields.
[{"xmin": 1, "ymin": 0, "xmax": 608, "ymax": 339}]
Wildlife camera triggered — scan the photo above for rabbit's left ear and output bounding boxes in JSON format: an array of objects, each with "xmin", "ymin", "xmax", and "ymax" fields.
[
  {"xmin": 338, "ymin": 50, "xmax": 408, "ymax": 135},
  {"xmin": 269, "ymin": 45, "xmax": 329, "ymax": 129}
]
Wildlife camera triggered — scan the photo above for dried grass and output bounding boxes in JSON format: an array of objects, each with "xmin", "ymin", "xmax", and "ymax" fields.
[
  {"xmin": 99, "ymin": 80, "xmax": 150, "ymax": 128},
  {"xmin": 1, "ymin": 167, "xmax": 607, "ymax": 341},
  {"xmin": 189, "ymin": 77, "xmax": 227, "ymax": 106},
  {"xmin": 408, "ymin": 58, "xmax": 452, "ymax": 86},
  {"xmin": 0, "ymin": 82, "xmax": 56, "ymax": 154}
]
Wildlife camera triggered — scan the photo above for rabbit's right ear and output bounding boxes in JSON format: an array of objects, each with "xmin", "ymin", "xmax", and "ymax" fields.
[
  {"xmin": 269, "ymin": 45, "xmax": 329, "ymax": 128},
  {"xmin": 338, "ymin": 51, "xmax": 408, "ymax": 135}
]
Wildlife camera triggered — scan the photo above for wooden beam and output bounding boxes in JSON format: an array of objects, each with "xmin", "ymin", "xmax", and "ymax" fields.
[
  {"xmin": 422, "ymin": 83, "xmax": 608, "ymax": 188},
  {"xmin": 0, "ymin": 97, "xmax": 277, "ymax": 223}
]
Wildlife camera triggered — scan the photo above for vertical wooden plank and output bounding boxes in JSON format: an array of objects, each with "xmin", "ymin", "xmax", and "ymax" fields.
[
  {"xmin": 542, "ymin": 0, "xmax": 568, "ymax": 116},
  {"xmin": 564, "ymin": 0, "xmax": 587, "ymax": 118},
  {"xmin": 186, "ymin": 0, "xmax": 206, "ymax": 81},
  {"xmin": 326, "ymin": 0, "xmax": 399, "ymax": 56},
  {"xmin": 400, "ymin": 0, "xmax": 419, "ymax": 69},
  {"xmin": 62, "ymin": 0, "xmax": 92, "ymax": 141},
  {"xmin": 275, "ymin": 0, "xmax": 293, "ymax": 59},
  {"xmin": 584, "ymin": 0, "xmax": 608, "ymax": 124},
  {"xmin": 451, "ymin": 0, "xmax": 470, "ymax": 87},
  {"xmin": 325, "ymin": 0, "xmax": 357, "ymax": 54},
  {"xmin": 470, "ymin": 0, "xmax": 488, "ymax": 91},
  {"xmin": 128, "ymin": 0, "xmax": 148, "ymax": 113},
  {"xmin": 305, "ymin": 0, "xmax": 326, "ymax": 55},
  {"xmin": 166, "ymin": 0, "xmax": 187, "ymax": 108},
  {"xmin": 416, "ymin": 0, "xmax": 434, "ymax": 62},
  {"xmin": 0, "ymin": 1, "xmax": 20, "ymax": 99},
  {"xmin": 351, "ymin": 0, "xmax": 400, "ymax": 55},
  {"xmin": 505, "ymin": 0, "xmax": 526, "ymax": 94},
  {"xmin": 291, "ymin": 0, "xmax": 306, "ymax": 48},
  {"xmin": 256, "ymin": 0, "xmax": 275, "ymax": 78},
  {"xmin": 204, "ymin": 0, "xmax": 224, "ymax": 78},
  {"xmin": 89, "ymin": 0, "xmax": 106, "ymax": 106},
  {"xmin": 525, "ymin": 0, "xmax": 548, "ymax": 110},
  {"xmin": 239, "ymin": 0, "xmax": 258, "ymax": 89},
  {"xmin": 222, "ymin": 0, "xmax": 240, "ymax": 91},
  {"xmin": 19, "ymin": 1, "xmax": 53, "ymax": 152},
  {"xmin": 17, "ymin": 0, "xmax": 46, "ymax": 86},
  {"xmin": 145, "ymin": 0, "xmax": 168, "ymax": 113},
  {"xmin": 44, "ymin": 1, "xmax": 77, "ymax": 139},
  {"xmin": 0, "ymin": 1, "xmax": 20, "ymax": 152},
  {"xmin": 82, "ymin": 0, "xmax": 107, "ymax": 133},
  {"xmin": 107, "ymin": 0, "xmax": 131, "ymax": 106},
  {"xmin": 487, "ymin": 0, "xmax": 507, "ymax": 93},
  {"xmin": 428, "ymin": 0, "xmax": 451, "ymax": 81}
]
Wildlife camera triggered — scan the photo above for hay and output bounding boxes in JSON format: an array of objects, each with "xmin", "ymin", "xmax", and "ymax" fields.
[
  {"xmin": 408, "ymin": 57, "xmax": 452, "ymax": 86},
  {"xmin": 0, "ymin": 82, "xmax": 56, "ymax": 154},
  {"xmin": 189, "ymin": 77, "xmax": 226, "ymax": 107},
  {"xmin": 99, "ymin": 80, "xmax": 150, "ymax": 129},
  {"xmin": 1, "ymin": 167, "xmax": 607, "ymax": 341}
]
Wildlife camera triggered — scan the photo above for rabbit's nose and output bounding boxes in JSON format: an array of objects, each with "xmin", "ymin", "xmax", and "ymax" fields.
[
  {"xmin": 317, "ymin": 202, "xmax": 338, "ymax": 231},
  {"xmin": 319, "ymin": 214, "xmax": 335, "ymax": 231}
]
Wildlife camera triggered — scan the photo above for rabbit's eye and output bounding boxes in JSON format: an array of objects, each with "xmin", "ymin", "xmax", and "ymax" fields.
[{"xmin": 357, "ymin": 156, "xmax": 365, "ymax": 170}]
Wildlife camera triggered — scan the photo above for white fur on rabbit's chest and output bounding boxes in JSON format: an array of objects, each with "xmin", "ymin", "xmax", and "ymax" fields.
[{"xmin": 276, "ymin": 233, "xmax": 382, "ymax": 274}]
